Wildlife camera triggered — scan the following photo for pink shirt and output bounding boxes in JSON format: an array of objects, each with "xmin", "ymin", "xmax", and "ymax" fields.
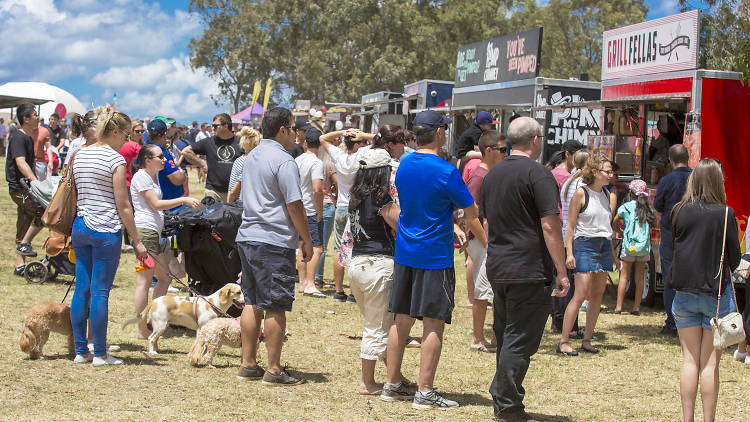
[
  {"xmin": 118, "ymin": 140, "xmax": 141, "ymax": 186},
  {"xmin": 462, "ymin": 158, "xmax": 481, "ymax": 183}
]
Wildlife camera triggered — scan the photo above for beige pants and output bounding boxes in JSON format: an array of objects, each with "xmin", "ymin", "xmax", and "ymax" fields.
[
  {"xmin": 348, "ymin": 255, "xmax": 394, "ymax": 361},
  {"xmin": 466, "ymin": 237, "xmax": 493, "ymax": 301}
]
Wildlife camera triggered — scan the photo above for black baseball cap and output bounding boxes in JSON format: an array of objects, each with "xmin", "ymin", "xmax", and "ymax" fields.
[
  {"xmin": 295, "ymin": 118, "xmax": 309, "ymax": 131},
  {"xmin": 147, "ymin": 119, "xmax": 168, "ymax": 136},
  {"xmin": 562, "ymin": 140, "xmax": 584, "ymax": 154}
]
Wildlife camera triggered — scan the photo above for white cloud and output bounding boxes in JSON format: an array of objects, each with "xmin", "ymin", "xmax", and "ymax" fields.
[{"xmin": 0, "ymin": 0, "xmax": 219, "ymax": 121}]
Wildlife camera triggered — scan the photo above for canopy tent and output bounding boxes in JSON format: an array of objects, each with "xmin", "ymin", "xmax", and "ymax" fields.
[
  {"xmin": 231, "ymin": 102, "xmax": 263, "ymax": 123},
  {"xmin": 0, "ymin": 82, "xmax": 85, "ymax": 119}
]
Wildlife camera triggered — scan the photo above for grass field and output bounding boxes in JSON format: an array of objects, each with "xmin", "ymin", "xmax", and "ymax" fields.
[{"xmin": 0, "ymin": 156, "xmax": 747, "ymax": 421}]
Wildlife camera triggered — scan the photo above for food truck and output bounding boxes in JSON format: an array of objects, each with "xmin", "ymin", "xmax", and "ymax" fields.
[
  {"xmin": 451, "ymin": 27, "xmax": 602, "ymax": 161},
  {"xmin": 356, "ymin": 91, "xmax": 405, "ymax": 133},
  {"xmin": 559, "ymin": 10, "xmax": 750, "ymax": 306},
  {"xmin": 402, "ymin": 79, "xmax": 454, "ymax": 127}
]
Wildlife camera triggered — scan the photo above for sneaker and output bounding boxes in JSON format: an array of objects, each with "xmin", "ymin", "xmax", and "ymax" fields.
[
  {"xmin": 346, "ymin": 294, "xmax": 356, "ymax": 304},
  {"xmin": 88, "ymin": 342, "xmax": 120, "ymax": 352},
  {"xmin": 380, "ymin": 382, "xmax": 416, "ymax": 402},
  {"xmin": 580, "ymin": 300, "xmax": 589, "ymax": 312},
  {"xmin": 92, "ymin": 355, "xmax": 123, "ymax": 367},
  {"xmin": 73, "ymin": 354, "xmax": 93, "ymax": 364},
  {"xmin": 734, "ymin": 350, "xmax": 748, "ymax": 362},
  {"xmin": 333, "ymin": 291, "xmax": 347, "ymax": 302},
  {"xmin": 237, "ymin": 364, "xmax": 265, "ymax": 380},
  {"xmin": 261, "ymin": 369, "xmax": 303, "ymax": 386},
  {"xmin": 16, "ymin": 243, "xmax": 37, "ymax": 257},
  {"xmin": 13, "ymin": 265, "xmax": 25, "ymax": 277},
  {"xmin": 658, "ymin": 325, "xmax": 678, "ymax": 337},
  {"xmin": 412, "ymin": 389, "xmax": 459, "ymax": 410}
]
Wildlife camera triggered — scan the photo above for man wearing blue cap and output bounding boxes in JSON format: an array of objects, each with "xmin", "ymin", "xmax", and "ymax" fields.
[
  {"xmin": 455, "ymin": 111, "xmax": 498, "ymax": 173},
  {"xmin": 381, "ymin": 110, "xmax": 487, "ymax": 410}
]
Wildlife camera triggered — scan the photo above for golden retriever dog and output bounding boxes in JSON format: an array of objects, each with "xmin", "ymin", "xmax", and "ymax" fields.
[
  {"xmin": 123, "ymin": 283, "xmax": 244, "ymax": 355},
  {"xmin": 19, "ymin": 302, "xmax": 74, "ymax": 359},
  {"xmin": 188, "ymin": 317, "xmax": 241, "ymax": 367}
]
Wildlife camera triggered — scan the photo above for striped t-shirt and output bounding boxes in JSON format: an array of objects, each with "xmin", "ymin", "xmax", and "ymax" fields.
[{"xmin": 73, "ymin": 145, "xmax": 126, "ymax": 233}]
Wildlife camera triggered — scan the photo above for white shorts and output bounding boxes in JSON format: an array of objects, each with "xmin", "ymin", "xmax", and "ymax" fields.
[{"xmin": 466, "ymin": 238, "xmax": 493, "ymax": 301}]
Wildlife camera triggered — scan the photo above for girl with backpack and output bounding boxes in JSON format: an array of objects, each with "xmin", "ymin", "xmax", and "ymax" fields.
[{"xmin": 613, "ymin": 179, "xmax": 655, "ymax": 315}]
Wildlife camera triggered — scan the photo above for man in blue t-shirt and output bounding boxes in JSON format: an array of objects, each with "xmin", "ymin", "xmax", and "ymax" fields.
[
  {"xmin": 381, "ymin": 110, "xmax": 486, "ymax": 410},
  {"xmin": 146, "ymin": 119, "xmax": 185, "ymax": 203}
]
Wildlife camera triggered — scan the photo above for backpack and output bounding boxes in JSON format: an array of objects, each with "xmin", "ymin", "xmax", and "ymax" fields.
[
  {"xmin": 619, "ymin": 200, "xmax": 650, "ymax": 256},
  {"xmin": 580, "ymin": 185, "xmax": 610, "ymax": 213}
]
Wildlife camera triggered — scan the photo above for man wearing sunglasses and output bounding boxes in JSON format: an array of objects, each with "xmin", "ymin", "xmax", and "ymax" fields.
[{"xmin": 180, "ymin": 113, "xmax": 242, "ymax": 202}]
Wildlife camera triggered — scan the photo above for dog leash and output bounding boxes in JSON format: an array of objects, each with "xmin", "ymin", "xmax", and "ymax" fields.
[{"xmin": 150, "ymin": 254, "xmax": 238, "ymax": 322}]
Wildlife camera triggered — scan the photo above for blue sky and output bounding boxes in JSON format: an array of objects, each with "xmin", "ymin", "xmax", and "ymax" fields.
[{"xmin": 0, "ymin": 0, "xmax": 705, "ymax": 123}]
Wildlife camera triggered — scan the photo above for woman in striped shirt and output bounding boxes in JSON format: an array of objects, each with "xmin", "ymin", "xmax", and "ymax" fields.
[{"xmin": 70, "ymin": 108, "xmax": 147, "ymax": 367}]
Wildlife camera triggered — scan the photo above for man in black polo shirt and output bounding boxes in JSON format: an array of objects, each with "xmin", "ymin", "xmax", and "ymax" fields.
[
  {"xmin": 653, "ymin": 144, "xmax": 691, "ymax": 337},
  {"xmin": 180, "ymin": 112, "xmax": 243, "ymax": 201},
  {"xmin": 481, "ymin": 116, "xmax": 569, "ymax": 422}
]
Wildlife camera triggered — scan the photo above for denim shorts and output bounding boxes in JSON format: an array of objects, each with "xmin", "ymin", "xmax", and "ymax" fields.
[
  {"xmin": 672, "ymin": 288, "xmax": 736, "ymax": 330},
  {"xmin": 573, "ymin": 237, "xmax": 613, "ymax": 273},
  {"xmin": 307, "ymin": 215, "xmax": 324, "ymax": 247}
]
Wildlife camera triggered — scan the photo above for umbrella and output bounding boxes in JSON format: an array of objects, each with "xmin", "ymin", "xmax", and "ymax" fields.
[{"xmin": 0, "ymin": 82, "xmax": 85, "ymax": 119}]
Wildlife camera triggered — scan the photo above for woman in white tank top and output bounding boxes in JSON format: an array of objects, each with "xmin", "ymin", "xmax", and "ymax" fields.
[{"xmin": 558, "ymin": 155, "xmax": 616, "ymax": 355}]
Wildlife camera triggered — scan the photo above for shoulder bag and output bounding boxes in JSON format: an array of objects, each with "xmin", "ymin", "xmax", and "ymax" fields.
[
  {"xmin": 41, "ymin": 151, "xmax": 78, "ymax": 236},
  {"xmin": 710, "ymin": 206, "xmax": 745, "ymax": 349}
]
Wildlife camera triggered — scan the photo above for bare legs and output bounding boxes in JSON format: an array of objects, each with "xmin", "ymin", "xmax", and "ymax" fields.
[
  {"xmin": 16, "ymin": 224, "xmax": 43, "ymax": 267},
  {"xmin": 334, "ymin": 254, "xmax": 345, "ymax": 294},
  {"xmin": 560, "ymin": 271, "xmax": 606, "ymax": 353},
  {"xmin": 133, "ymin": 252, "xmax": 171, "ymax": 339},
  {"xmin": 678, "ymin": 326, "xmax": 721, "ymax": 422},
  {"xmin": 465, "ymin": 253, "xmax": 474, "ymax": 307},
  {"xmin": 385, "ymin": 314, "xmax": 445, "ymax": 393},
  {"xmin": 297, "ymin": 246, "xmax": 324, "ymax": 294},
  {"xmin": 615, "ymin": 261, "xmax": 645, "ymax": 313},
  {"xmin": 471, "ymin": 299, "xmax": 496, "ymax": 348},
  {"xmin": 240, "ymin": 305, "xmax": 264, "ymax": 369}
]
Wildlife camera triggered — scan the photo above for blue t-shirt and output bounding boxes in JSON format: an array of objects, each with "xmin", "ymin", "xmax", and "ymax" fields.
[
  {"xmin": 394, "ymin": 152, "xmax": 474, "ymax": 269},
  {"xmin": 173, "ymin": 138, "xmax": 192, "ymax": 169},
  {"xmin": 146, "ymin": 140, "xmax": 183, "ymax": 201}
]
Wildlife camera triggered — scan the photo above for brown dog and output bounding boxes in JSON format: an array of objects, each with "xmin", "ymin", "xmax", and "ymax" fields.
[{"xmin": 19, "ymin": 302, "xmax": 74, "ymax": 359}]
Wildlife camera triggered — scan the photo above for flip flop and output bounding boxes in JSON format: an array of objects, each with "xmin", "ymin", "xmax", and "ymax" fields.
[
  {"xmin": 358, "ymin": 388, "xmax": 383, "ymax": 396},
  {"xmin": 303, "ymin": 291, "xmax": 327, "ymax": 298},
  {"xmin": 470, "ymin": 344, "xmax": 497, "ymax": 353}
]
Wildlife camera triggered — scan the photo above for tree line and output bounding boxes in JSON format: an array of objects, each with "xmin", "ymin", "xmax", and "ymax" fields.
[{"xmin": 187, "ymin": 0, "xmax": 749, "ymax": 112}]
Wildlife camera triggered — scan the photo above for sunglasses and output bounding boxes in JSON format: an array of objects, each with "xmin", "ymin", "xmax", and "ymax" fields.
[
  {"xmin": 149, "ymin": 154, "xmax": 165, "ymax": 160},
  {"xmin": 133, "ymin": 129, "xmax": 144, "ymax": 134},
  {"xmin": 212, "ymin": 123, "xmax": 226, "ymax": 129},
  {"xmin": 284, "ymin": 125, "xmax": 297, "ymax": 131},
  {"xmin": 488, "ymin": 145, "xmax": 507, "ymax": 153}
]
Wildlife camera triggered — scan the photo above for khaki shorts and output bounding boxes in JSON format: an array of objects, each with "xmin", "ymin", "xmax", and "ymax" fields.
[
  {"xmin": 332, "ymin": 205, "xmax": 348, "ymax": 253},
  {"xmin": 136, "ymin": 228, "xmax": 164, "ymax": 257},
  {"xmin": 466, "ymin": 237, "xmax": 493, "ymax": 302}
]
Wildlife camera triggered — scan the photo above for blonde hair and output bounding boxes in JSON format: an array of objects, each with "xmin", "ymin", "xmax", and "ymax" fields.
[
  {"xmin": 562, "ymin": 150, "xmax": 591, "ymax": 198},
  {"xmin": 131, "ymin": 119, "xmax": 143, "ymax": 131},
  {"xmin": 671, "ymin": 159, "xmax": 726, "ymax": 225},
  {"xmin": 238, "ymin": 126, "xmax": 261, "ymax": 153},
  {"xmin": 581, "ymin": 154, "xmax": 610, "ymax": 185},
  {"xmin": 95, "ymin": 107, "xmax": 131, "ymax": 140}
]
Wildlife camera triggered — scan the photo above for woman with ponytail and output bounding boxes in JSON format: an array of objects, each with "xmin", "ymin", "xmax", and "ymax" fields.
[
  {"xmin": 227, "ymin": 126, "xmax": 261, "ymax": 203},
  {"xmin": 70, "ymin": 108, "xmax": 147, "ymax": 366},
  {"xmin": 64, "ymin": 108, "xmax": 102, "ymax": 168}
]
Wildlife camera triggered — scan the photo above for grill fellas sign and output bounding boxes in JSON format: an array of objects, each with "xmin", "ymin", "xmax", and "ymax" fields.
[
  {"xmin": 455, "ymin": 28, "xmax": 543, "ymax": 88},
  {"xmin": 601, "ymin": 10, "xmax": 699, "ymax": 80}
]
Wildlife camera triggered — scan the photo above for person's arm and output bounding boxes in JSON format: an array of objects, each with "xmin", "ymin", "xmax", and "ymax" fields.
[
  {"xmin": 112, "ymin": 165, "xmax": 146, "ymax": 259},
  {"xmin": 380, "ymin": 202, "xmax": 400, "ymax": 231},
  {"xmin": 14, "ymin": 156, "xmax": 37, "ymax": 181},
  {"xmin": 141, "ymin": 189, "xmax": 200, "ymax": 211},
  {"xmin": 726, "ymin": 210, "xmax": 742, "ymax": 271},
  {"xmin": 312, "ymin": 178, "xmax": 323, "ymax": 221},
  {"xmin": 167, "ymin": 168, "xmax": 186, "ymax": 186},
  {"xmin": 541, "ymin": 213, "xmax": 570, "ymax": 296},
  {"xmin": 565, "ymin": 188, "xmax": 584, "ymax": 269},
  {"xmin": 464, "ymin": 151, "xmax": 482, "ymax": 160},
  {"xmin": 463, "ymin": 202, "xmax": 487, "ymax": 247},
  {"xmin": 287, "ymin": 200, "xmax": 312, "ymax": 261},
  {"xmin": 180, "ymin": 145, "xmax": 207, "ymax": 169},
  {"xmin": 608, "ymin": 189, "xmax": 617, "ymax": 219},
  {"xmin": 227, "ymin": 181, "xmax": 242, "ymax": 203},
  {"xmin": 45, "ymin": 139, "xmax": 54, "ymax": 171}
]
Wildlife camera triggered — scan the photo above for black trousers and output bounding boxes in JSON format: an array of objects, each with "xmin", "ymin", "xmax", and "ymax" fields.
[
  {"xmin": 490, "ymin": 282, "xmax": 551, "ymax": 418},
  {"xmin": 551, "ymin": 267, "xmax": 578, "ymax": 332}
]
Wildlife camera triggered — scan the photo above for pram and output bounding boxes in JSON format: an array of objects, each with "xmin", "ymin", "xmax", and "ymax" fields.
[
  {"xmin": 21, "ymin": 177, "xmax": 77, "ymax": 285},
  {"xmin": 162, "ymin": 197, "xmax": 243, "ymax": 300}
]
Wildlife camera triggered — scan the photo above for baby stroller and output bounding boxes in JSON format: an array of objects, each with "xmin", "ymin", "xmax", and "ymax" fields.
[
  {"xmin": 163, "ymin": 197, "xmax": 243, "ymax": 314},
  {"xmin": 21, "ymin": 177, "xmax": 77, "ymax": 285}
]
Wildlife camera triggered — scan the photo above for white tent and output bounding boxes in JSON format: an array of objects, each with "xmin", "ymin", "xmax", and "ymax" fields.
[{"xmin": 0, "ymin": 82, "xmax": 85, "ymax": 119}]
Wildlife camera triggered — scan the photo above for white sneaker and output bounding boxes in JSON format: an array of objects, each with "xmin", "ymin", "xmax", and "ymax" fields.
[
  {"xmin": 88, "ymin": 342, "xmax": 121, "ymax": 352},
  {"xmin": 73, "ymin": 354, "xmax": 93, "ymax": 364},
  {"xmin": 92, "ymin": 355, "xmax": 123, "ymax": 367},
  {"xmin": 733, "ymin": 350, "xmax": 747, "ymax": 362}
]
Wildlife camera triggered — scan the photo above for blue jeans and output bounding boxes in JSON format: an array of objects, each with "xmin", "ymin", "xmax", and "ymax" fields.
[
  {"xmin": 660, "ymin": 229, "xmax": 676, "ymax": 329},
  {"xmin": 315, "ymin": 202, "xmax": 336, "ymax": 280},
  {"xmin": 70, "ymin": 216, "xmax": 122, "ymax": 356}
]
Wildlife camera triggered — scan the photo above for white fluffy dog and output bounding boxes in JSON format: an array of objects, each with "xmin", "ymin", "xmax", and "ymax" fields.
[{"xmin": 188, "ymin": 317, "xmax": 241, "ymax": 367}]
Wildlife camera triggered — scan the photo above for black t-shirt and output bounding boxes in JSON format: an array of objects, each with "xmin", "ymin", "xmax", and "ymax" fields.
[
  {"xmin": 481, "ymin": 155, "xmax": 560, "ymax": 283},
  {"xmin": 191, "ymin": 135, "xmax": 242, "ymax": 192},
  {"xmin": 6, "ymin": 130, "xmax": 35, "ymax": 192},
  {"xmin": 48, "ymin": 125, "xmax": 63, "ymax": 148},
  {"xmin": 290, "ymin": 143, "xmax": 304, "ymax": 158},
  {"xmin": 349, "ymin": 195, "xmax": 395, "ymax": 257},
  {"xmin": 454, "ymin": 124, "xmax": 483, "ymax": 158}
]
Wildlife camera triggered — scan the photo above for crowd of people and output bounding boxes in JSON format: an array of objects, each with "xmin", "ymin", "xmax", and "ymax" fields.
[{"xmin": 3, "ymin": 102, "xmax": 749, "ymax": 421}]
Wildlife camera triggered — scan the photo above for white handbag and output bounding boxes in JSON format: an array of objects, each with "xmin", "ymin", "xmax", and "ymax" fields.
[{"xmin": 710, "ymin": 207, "xmax": 745, "ymax": 349}]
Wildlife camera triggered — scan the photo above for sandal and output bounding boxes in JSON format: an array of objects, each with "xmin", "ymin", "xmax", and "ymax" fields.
[
  {"xmin": 581, "ymin": 340, "xmax": 600, "ymax": 354},
  {"xmin": 303, "ymin": 290, "xmax": 327, "ymax": 298},
  {"xmin": 470, "ymin": 344, "xmax": 497, "ymax": 353},
  {"xmin": 556, "ymin": 342, "xmax": 578, "ymax": 356}
]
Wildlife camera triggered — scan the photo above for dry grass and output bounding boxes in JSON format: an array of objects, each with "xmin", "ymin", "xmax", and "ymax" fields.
[{"xmin": 0, "ymin": 156, "xmax": 748, "ymax": 421}]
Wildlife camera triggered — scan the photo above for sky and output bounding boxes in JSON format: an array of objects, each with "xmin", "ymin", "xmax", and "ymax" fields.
[{"xmin": 0, "ymin": 0, "xmax": 704, "ymax": 123}]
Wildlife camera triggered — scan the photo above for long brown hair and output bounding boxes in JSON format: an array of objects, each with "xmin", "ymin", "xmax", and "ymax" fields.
[
  {"xmin": 671, "ymin": 159, "xmax": 726, "ymax": 226},
  {"xmin": 581, "ymin": 154, "xmax": 610, "ymax": 185},
  {"xmin": 562, "ymin": 150, "xmax": 590, "ymax": 198}
]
